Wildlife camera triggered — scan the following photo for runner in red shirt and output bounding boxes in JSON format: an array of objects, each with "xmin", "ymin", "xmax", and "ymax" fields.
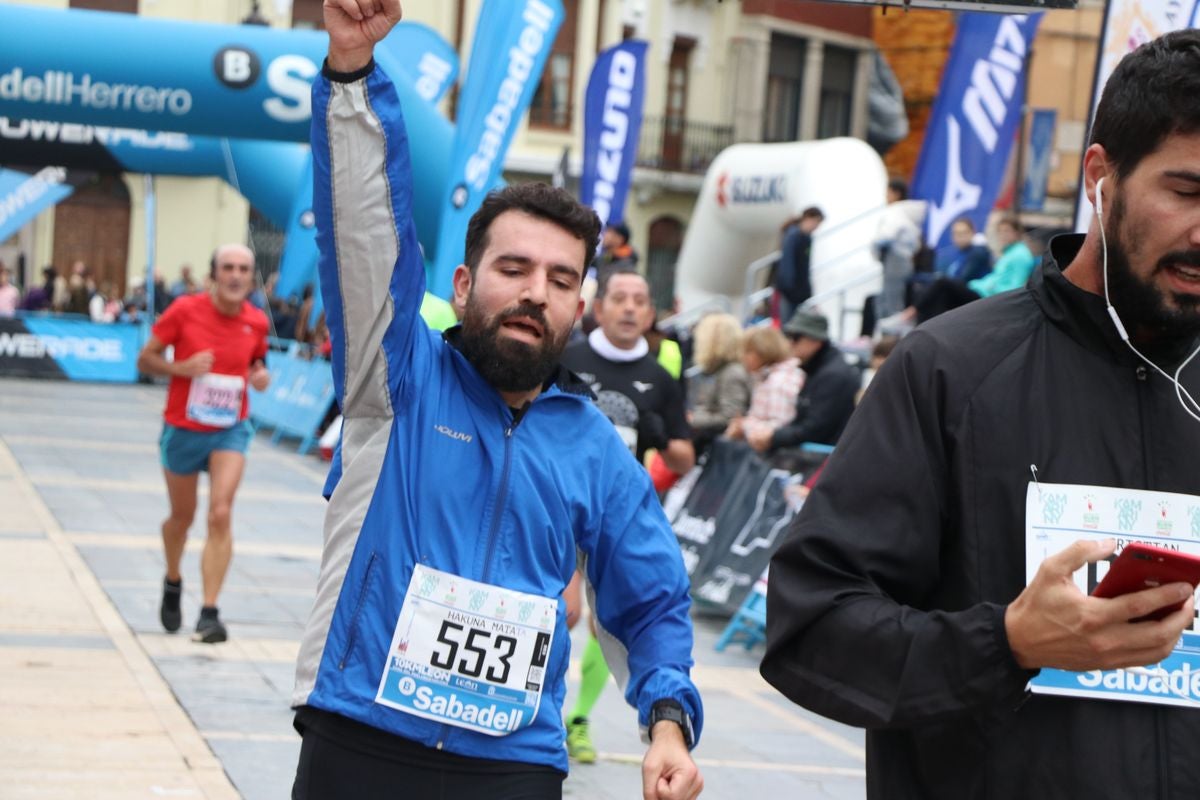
[{"xmin": 136, "ymin": 243, "xmax": 270, "ymax": 644}]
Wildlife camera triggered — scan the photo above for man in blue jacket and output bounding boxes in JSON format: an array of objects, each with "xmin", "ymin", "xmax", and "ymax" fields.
[{"xmin": 290, "ymin": 3, "xmax": 703, "ymax": 799}]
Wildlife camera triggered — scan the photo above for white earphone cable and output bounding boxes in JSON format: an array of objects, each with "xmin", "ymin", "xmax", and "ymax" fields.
[{"xmin": 1095, "ymin": 177, "xmax": 1200, "ymax": 422}]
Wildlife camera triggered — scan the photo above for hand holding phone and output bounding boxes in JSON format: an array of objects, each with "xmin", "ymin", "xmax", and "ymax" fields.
[{"xmin": 1092, "ymin": 543, "xmax": 1200, "ymax": 622}]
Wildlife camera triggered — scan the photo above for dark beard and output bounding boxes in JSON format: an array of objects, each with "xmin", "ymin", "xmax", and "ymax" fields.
[
  {"xmin": 1105, "ymin": 193, "xmax": 1200, "ymax": 343},
  {"xmin": 458, "ymin": 297, "xmax": 569, "ymax": 393}
]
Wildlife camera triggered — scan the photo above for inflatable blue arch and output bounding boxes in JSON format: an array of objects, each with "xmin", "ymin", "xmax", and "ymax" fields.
[{"xmin": 0, "ymin": 1, "xmax": 564, "ymax": 303}]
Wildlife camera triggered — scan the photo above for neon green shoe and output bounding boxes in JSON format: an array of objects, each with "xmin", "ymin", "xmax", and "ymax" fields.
[{"xmin": 566, "ymin": 716, "xmax": 596, "ymax": 763}]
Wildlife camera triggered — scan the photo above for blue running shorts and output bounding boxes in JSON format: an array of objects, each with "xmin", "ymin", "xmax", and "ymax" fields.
[{"xmin": 159, "ymin": 420, "xmax": 254, "ymax": 475}]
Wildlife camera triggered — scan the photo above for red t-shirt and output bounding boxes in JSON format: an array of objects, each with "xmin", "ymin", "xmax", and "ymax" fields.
[{"xmin": 152, "ymin": 293, "xmax": 269, "ymax": 432}]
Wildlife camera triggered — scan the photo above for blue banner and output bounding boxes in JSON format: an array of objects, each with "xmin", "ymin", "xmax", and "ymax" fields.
[
  {"xmin": 580, "ymin": 40, "xmax": 648, "ymax": 229},
  {"xmin": 1, "ymin": 316, "xmax": 142, "ymax": 383},
  {"xmin": 248, "ymin": 342, "xmax": 335, "ymax": 454},
  {"xmin": 910, "ymin": 13, "xmax": 1042, "ymax": 253},
  {"xmin": 1021, "ymin": 108, "xmax": 1056, "ymax": 212},
  {"xmin": 428, "ymin": 0, "xmax": 563, "ymax": 299},
  {"xmin": 0, "ymin": 5, "xmax": 455, "ymax": 146},
  {"xmin": 0, "ymin": 166, "xmax": 73, "ymax": 243}
]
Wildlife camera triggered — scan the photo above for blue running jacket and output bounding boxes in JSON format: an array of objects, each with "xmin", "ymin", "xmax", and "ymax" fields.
[{"xmin": 291, "ymin": 63, "xmax": 703, "ymax": 773}]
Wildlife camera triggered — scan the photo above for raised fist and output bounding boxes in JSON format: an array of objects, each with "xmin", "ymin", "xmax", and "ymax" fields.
[{"xmin": 323, "ymin": 0, "xmax": 403, "ymax": 73}]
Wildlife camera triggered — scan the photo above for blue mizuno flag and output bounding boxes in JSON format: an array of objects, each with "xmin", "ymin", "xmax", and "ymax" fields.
[
  {"xmin": 580, "ymin": 40, "xmax": 648, "ymax": 229},
  {"xmin": 910, "ymin": 13, "xmax": 1042, "ymax": 253}
]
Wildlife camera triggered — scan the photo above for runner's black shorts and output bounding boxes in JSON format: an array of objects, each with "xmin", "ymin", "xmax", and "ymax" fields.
[{"xmin": 291, "ymin": 707, "xmax": 566, "ymax": 800}]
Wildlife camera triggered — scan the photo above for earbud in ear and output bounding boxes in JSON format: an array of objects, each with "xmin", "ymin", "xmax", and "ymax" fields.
[{"xmin": 1095, "ymin": 177, "xmax": 1105, "ymax": 221}]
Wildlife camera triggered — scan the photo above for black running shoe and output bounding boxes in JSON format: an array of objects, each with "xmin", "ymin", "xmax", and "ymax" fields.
[
  {"xmin": 160, "ymin": 577, "xmax": 182, "ymax": 633},
  {"xmin": 192, "ymin": 607, "xmax": 227, "ymax": 644}
]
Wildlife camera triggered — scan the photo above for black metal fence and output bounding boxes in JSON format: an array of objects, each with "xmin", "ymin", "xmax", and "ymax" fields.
[{"xmin": 636, "ymin": 115, "xmax": 735, "ymax": 175}]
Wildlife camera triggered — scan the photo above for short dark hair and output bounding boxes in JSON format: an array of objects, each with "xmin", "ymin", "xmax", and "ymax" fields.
[
  {"xmin": 952, "ymin": 216, "xmax": 976, "ymax": 233},
  {"xmin": 1090, "ymin": 29, "xmax": 1200, "ymax": 179},
  {"xmin": 800, "ymin": 206, "xmax": 825, "ymax": 221},
  {"xmin": 464, "ymin": 183, "xmax": 602, "ymax": 275},
  {"xmin": 888, "ymin": 178, "xmax": 908, "ymax": 200},
  {"xmin": 607, "ymin": 221, "xmax": 631, "ymax": 244},
  {"xmin": 595, "ymin": 267, "xmax": 645, "ymax": 301}
]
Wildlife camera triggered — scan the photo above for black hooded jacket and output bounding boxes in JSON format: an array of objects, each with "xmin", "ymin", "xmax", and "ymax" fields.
[{"xmin": 761, "ymin": 235, "xmax": 1200, "ymax": 799}]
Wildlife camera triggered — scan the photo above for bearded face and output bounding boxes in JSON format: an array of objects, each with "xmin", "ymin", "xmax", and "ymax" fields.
[
  {"xmin": 458, "ymin": 293, "xmax": 573, "ymax": 393},
  {"xmin": 1105, "ymin": 189, "xmax": 1200, "ymax": 342}
]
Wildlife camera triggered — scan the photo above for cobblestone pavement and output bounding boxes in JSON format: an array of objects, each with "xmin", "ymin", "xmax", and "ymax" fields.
[{"xmin": 0, "ymin": 377, "xmax": 865, "ymax": 799}]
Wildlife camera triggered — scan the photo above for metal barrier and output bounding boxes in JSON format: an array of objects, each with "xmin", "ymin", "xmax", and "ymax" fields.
[
  {"xmin": 657, "ymin": 295, "xmax": 733, "ymax": 335},
  {"xmin": 736, "ymin": 204, "xmax": 890, "ymax": 335},
  {"xmin": 248, "ymin": 338, "xmax": 335, "ymax": 455}
]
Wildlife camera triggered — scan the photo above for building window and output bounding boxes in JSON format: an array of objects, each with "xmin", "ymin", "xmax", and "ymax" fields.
[
  {"xmin": 661, "ymin": 37, "xmax": 695, "ymax": 171},
  {"xmin": 763, "ymin": 33, "xmax": 806, "ymax": 142},
  {"xmin": 818, "ymin": 45, "xmax": 857, "ymax": 139},
  {"xmin": 529, "ymin": 0, "xmax": 578, "ymax": 129},
  {"xmin": 69, "ymin": 0, "xmax": 136, "ymax": 11},
  {"xmin": 646, "ymin": 216, "xmax": 685, "ymax": 313}
]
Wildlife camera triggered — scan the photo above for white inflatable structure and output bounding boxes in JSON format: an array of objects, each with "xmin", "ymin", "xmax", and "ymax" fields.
[{"xmin": 673, "ymin": 138, "xmax": 893, "ymax": 342}]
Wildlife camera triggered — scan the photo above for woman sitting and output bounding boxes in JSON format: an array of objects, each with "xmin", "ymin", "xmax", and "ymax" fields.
[
  {"xmin": 725, "ymin": 325, "xmax": 804, "ymax": 445},
  {"xmin": 687, "ymin": 313, "xmax": 752, "ymax": 457}
]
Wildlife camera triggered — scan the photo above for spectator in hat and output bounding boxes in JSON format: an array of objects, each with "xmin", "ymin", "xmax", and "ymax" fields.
[
  {"xmin": 748, "ymin": 310, "xmax": 859, "ymax": 454},
  {"xmin": 578, "ymin": 221, "xmax": 642, "ymax": 335},
  {"xmin": 593, "ymin": 221, "xmax": 639, "ymax": 285}
]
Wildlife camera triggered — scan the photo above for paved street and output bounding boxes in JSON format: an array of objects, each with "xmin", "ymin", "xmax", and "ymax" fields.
[{"xmin": 0, "ymin": 377, "xmax": 866, "ymax": 799}]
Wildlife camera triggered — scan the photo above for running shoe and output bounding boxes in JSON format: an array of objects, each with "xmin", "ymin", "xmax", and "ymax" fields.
[
  {"xmin": 160, "ymin": 577, "xmax": 182, "ymax": 633},
  {"xmin": 192, "ymin": 607, "xmax": 228, "ymax": 644},
  {"xmin": 566, "ymin": 716, "xmax": 596, "ymax": 763}
]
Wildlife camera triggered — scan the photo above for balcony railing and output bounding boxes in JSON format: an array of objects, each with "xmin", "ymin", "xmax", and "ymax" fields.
[{"xmin": 636, "ymin": 115, "xmax": 735, "ymax": 175}]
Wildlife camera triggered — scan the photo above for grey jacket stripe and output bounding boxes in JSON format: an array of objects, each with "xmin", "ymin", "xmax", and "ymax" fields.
[
  {"xmin": 579, "ymin": 550, "xmax": 631, "ymax": 694},
  {"xmin": 293, "ymin": 77, "xmax": 398, "ymax": 706}
]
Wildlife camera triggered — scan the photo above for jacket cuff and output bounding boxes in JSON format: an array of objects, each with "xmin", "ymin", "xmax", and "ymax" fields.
[
  {"xmin": 992, "ymin": 602, "xmax": 1040, "ymax": 685},
  {"xmin": 322, "ymin": 57, "xmax": 375, "ymax": 83}
]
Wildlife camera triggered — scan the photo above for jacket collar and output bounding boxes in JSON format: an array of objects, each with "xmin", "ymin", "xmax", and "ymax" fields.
[
  {"xmin": 1036, "ymin": 234, "xmax": 1199, "ymax": 367},
  {"xmin": 802, "ymin": 341, "xmax": 839, "ymax": 374}
]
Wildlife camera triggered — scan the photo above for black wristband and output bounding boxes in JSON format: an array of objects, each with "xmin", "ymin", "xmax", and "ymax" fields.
[
  {"xmin": 648, "ymin": 699, "xmax": 694, "ymax": 749},
  {"xmin": 322, "ymin": 57, "xmax": 375, "ymax": 83}
]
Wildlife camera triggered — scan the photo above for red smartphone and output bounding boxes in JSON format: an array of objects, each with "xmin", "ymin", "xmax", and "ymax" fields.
[{"xmin": 1092, "ymin": 543, "xmax": 1200, "ymax": 621}]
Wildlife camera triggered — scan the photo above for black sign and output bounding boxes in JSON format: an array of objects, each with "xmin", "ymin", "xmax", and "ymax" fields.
[{"xmin": 668, "ymin": 438, "xmax": 829, "ymax": 616}]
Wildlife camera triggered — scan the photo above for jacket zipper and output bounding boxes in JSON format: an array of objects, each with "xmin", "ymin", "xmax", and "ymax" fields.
[
  {"xmin": 1157, "ymin": 707, "xmax": 1169, "ymax": 799},
  {"xmin": 436, "ymin": 408, "xmax": 524, "ymax": 750},
  {"xmin": 338, "ymin": 551, "xmax": 378, "ymax": 669},
  {"xmin": 482, "ymin": 422, "xmax": 516, "ymax": 584},
  {"xmin": 1135, "ymin": 365, "xmax": 1150, "ymax": 485}
]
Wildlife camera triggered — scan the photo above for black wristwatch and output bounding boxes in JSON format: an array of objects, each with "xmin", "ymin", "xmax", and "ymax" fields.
[{"xmin": 647, "ymin": 699, "xmax": 695, "ymax": 749}]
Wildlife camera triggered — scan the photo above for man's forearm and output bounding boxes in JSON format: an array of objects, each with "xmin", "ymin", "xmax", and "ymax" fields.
[{"xmin": 137, "ymin": 350, "xmax": 177, "ymax": 378}]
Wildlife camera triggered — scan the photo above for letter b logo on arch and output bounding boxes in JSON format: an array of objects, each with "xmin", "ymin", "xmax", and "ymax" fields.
[{"xmin": 214, "ymin": 46, "xmax": 261, "ymax": 90}]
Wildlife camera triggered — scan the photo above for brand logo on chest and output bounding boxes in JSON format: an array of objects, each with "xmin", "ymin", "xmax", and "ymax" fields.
[{"xmin": 434, "ymin": 424, "xmax": 473, "ymax": 443}]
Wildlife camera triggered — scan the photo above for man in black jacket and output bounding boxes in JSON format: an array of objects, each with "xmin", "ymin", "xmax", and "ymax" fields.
[
  {"xmin": 746, "ymin": 310, "xmax": 858, "ymax": 454},
  {"xmin": 760, "ymin": 31, "xmax": 1200, "ymax": 800}
]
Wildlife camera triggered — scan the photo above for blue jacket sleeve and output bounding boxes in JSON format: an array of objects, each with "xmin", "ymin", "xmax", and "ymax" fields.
[
  {"xmin": 311, "ymin": 61, "xmax": 430, "ymax": 421},
  {"xmin": 582, "ymin": 450, "xmax": 704, "ymax": 746}
]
